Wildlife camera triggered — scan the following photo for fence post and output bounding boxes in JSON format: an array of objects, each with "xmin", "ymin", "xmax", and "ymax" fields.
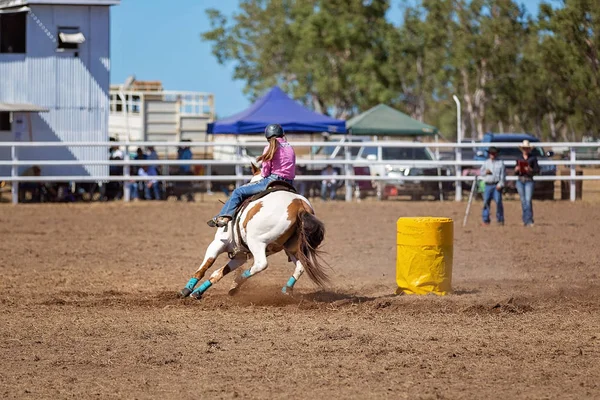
[
  {"xmin": 206, "ymin": 165, "xmax": 213, "ymax": 194},
  {"xmin": 434, "ymin": 135, "xmax": 443, "ymax": 201},
  {"xmin": 452, "ymin": 94, "xmax": 463, "ymax": 202},
  {"xmin": 11, "ymin": 145, "xmax": 18, "ymax": 204},
  {"xmin": 455, "ymin": 145, "xmax": 462, "ymax": 202},
  {"xmin": 123, "ymin": 144, "xmax": 131, "ymax": 202},
  {"xmin": 570, "ymin": 147, "xmax": 576, "ymax": 202},
  {"xmin": 344, "ymin": 144, "xmax": 352, "ymax": 202}
]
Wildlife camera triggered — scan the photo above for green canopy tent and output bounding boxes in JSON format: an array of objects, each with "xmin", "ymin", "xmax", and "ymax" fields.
[
  {"xmin": 346, "ymin": 104, "xmax": 438, "ymax": 136},
  {"xmin": 345, "ymin": 104, "xmax": 444, "ymax": 201}
]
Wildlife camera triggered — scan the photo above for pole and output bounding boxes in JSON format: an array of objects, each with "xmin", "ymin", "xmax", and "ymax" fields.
[
  {"xmin": 453, "ymin": 95, "xmax": 463, "ymax": 202},
  {"xmin": 463, "ymin": 176, "xmax": 477, "ymax": 227},
  {"xmin": 570, "ymin": 147, "xmax": 576, "ymax": 201},
  {"xmin": 344, "ymin": 139, "xmax": 352, "ymax": 202},
  {"xmin": 376, "ymin": 141, "xmax": 382, "ymax": 201},
  {"xmin": 205, "ymin": 132, "xmax": 213, "ymax": 195},
  {"xmin": 434, "ymin": 134, "xmax": 443, "ymax": 201},
  {"xmin": 11, "ymin": 145, "xmax": 18, "ymax": 204},
  {"xmin": 119, "ymin": 90, "xmax": 131, "ymax": 202}
]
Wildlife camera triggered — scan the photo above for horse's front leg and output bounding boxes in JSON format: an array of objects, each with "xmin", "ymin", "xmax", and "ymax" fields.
[
  {"xmin": 179, "ymin": 239, "xmax": 226, "ymax": 297},
  {"xmin": 190, "ymin": 255, "xmax": 247, "ymax": 299},
  {"xmin": 281, "ymin": 253, "xmax": 304, "ymax": 296}
]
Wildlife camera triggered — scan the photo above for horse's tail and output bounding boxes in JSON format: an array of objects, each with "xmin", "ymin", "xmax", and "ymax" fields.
[{"xmin": 296, "ymin": 210, "xmax": 329, "ymax": 286}]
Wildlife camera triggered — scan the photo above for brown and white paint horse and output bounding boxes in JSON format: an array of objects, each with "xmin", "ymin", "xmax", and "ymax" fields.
[{"xmin": 180, "ymin": 164, "xmax": 328, "ymax": 299}]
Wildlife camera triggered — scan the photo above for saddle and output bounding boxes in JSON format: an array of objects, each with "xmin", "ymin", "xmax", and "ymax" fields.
[{"xmin": 227, "ymin": 181, "xmax": 297, "ymax": 259}]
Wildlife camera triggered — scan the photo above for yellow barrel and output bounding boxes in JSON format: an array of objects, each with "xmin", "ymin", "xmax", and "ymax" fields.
[{"xmin": 396, "ymin": 217, "xmax": 453, "ymax": 295}]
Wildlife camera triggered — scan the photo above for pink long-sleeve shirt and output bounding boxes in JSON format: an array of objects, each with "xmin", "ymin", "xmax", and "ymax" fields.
[{"xmin": 261, "ymin": 137, "xmax": 296, "ymax": 180}]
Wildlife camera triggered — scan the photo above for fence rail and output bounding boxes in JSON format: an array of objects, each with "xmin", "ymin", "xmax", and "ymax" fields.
[{"xmin": 1, "ymin": 140, "xmax": 599, "ymax": 204}]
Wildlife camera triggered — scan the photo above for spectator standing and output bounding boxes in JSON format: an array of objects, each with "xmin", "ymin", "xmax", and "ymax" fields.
[
  {"xmin": 107, "ymin": 138, "xmax": 124, "ymax": 200},
  {"xmin": 296, "ymin": 165, "xmax": 308, "ymax": 198},
  {"xmin": 135, "ymin": 147, "xmax": 147, "ymax": 161},
  {"xmin": 515, "ymin": 140, "xmax": 540, "ymax": 227},
  {"xmin": 321, "ymin": 165, "xmax": 338, "ymax": 201},
  {"xmin": 146, "ymin": 146, "xmax": 159, "ymax": 175},
  {"xmin": 177, "ymin": 141, "xmax": 194, "ymax": 202},
  {"xmin": 129, "ymin": 148, "xmax": 147, "ymax": 199},
  {"xmin": 19, "ymin": 165, "xmax": 42, "ymax": 202},
  {"xmin": 177, "ymin": 141, "xmax": 193, "ymax": 174},
  {"xmin": 480, "ymin": 147, "xmax": 505, "ymax": 226},
  {"xmin": 138, "ymin": 166, "xmax": 160, "ymax": 200}
]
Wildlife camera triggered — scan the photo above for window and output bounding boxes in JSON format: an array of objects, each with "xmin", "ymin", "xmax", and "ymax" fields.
[
  {"xmin": 382, "ymin": 147, "xmax": 432, "ymax": 161},
  {"xmin": 497, "ymin": 147, "xmax": 545, "ymax": 159},
  {"xmin": 356, "ymin": 146, "xmax": 377, "ymax": 158},
  {"xmin": 57, "ymin": 27, "xmax": 85, "ymax": 51},
  {"xmin": 0, "ymin": 112, "xmax": 11, "ymax": 131},
  {"xmin": 0, "ymin": 12, "xmax": 27, "ymax": 53}
]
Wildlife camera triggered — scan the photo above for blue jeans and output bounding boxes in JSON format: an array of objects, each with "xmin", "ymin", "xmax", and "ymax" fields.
[
  {"xmin": 482, "ymin": 184, "xmax": 504, "ymax": 223},
  {"xmin": 516, "ymin": 179, "xmax": 534, "ymax": 225},
  {"xmin": 129, "ymin": 182, "xmax": 139, "ymax": 199},
  {"xmin": 321, "ymin": 182, "xmax": 336, "ymax": 200},
  {"xmin": 217, "ymin": 174, "xmax": 293, "ymax": 218},
  {"xmin": 145, "ymin": 182, "xmax": 161, "ymax": 200}
]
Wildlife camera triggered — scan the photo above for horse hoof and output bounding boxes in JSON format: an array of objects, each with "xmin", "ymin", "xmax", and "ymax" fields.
[
  {"xmin": 281, "ymin": 286, "xmax": 293, "ymax": 296},
  {"xmin": 179, "ymin": 288, "xmax": 192, "ymax": 298},
  {"xmin": 228, "ymin": 287, "xmax": 239, "ymax": 297},
  {"xmin": 190, "ymin": 291, "xmax": 202, "ymax": 300}
]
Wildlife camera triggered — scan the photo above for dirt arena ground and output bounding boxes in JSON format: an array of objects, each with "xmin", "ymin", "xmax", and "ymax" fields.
[{"xmin": 1, "ymin": 198, "xmax": 599, "ymax": 399}]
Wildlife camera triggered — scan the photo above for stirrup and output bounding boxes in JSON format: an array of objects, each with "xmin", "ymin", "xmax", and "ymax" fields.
[
  {"xmin": 207, "ymin": 216, "xmax": 231, "ymax": 228},
  {"xmin": 207, "ymin": 218, "xmax": 218, "ymax": 228}
]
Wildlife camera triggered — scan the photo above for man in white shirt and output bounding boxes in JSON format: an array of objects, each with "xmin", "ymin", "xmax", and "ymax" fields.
[{"xmin": 480, "ymin": 147, "xmax": 506, "ymax": 225}]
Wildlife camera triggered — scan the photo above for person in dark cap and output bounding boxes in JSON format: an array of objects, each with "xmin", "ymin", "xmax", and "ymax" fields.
[{"xmin": 480, "ymin": 146, "xmax": 505, "ymax": 226}]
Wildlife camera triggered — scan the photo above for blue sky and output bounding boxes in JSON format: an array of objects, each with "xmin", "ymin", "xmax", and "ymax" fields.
[{"xmin": 111, "ymin": 0, "xmax": 544, "ymax": 119}]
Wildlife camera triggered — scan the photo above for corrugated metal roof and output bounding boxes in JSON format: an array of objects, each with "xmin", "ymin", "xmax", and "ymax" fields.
[
  {"xmin": 0, "ymin": 0, "xmax": 120, "ymax": 9},
  {"xmin": 0, "ymin": 102, "xmax": 49, "ymax": 112},
  {"xmin": 0, "ymin": 5, "xmax": 28, "ymax": 12}
]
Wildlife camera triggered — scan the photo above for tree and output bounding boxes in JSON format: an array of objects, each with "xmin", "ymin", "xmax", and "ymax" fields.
[
  {"xmin": 536, "ymin": 0, "xmax": 600, "ymax": 139},
  {"xmin": 202, "ymin": 0, "xmax": 600, "ymax": 140},
  {"xmin": 202, "ymin": 0, "xmax": 396, "ymax": 118}
]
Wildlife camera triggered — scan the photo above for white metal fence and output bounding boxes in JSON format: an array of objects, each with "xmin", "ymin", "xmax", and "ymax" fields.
[{"xmin": 1, "ymin": 140, "xmax": 599, "ymax": 204}]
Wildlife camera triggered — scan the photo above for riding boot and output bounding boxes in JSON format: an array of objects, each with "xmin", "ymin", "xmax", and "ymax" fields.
[{"xmin": 207, "ymin": 216, "xmax": 231, "ymax": 228}]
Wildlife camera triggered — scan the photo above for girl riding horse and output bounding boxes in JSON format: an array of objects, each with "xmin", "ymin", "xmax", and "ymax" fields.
[{"xmin": 207, "ymin": 123, "xmax": 296, "ymax": 228}]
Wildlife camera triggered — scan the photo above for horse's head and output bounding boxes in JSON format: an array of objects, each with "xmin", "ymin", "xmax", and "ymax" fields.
[{"xmin": 250, "ymin": 161, "xmax": 262, "ymax": 183}]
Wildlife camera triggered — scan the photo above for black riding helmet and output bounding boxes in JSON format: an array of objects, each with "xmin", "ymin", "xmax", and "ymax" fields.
[{"xmin": 264, "ymin": 123, "xmax": 284, "ymax": 139}]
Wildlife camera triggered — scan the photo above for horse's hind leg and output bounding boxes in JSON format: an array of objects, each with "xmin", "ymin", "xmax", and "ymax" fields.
[
  {"xmin": 281, "ymin": 253, "xmax": 304, "ymax": 296},
  {"xmin": 180, "ymin": 239, "xmax": 225, "ymax": 297},
  {"xmin": 189, "ymin": 256, "xmax": 246, "ymax": 299},
  {"xmin": 228, "ymin": 241, "xmax": 267, "ymax": 296}
]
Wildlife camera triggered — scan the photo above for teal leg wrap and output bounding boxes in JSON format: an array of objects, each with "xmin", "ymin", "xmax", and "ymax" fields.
[
  {"xmin": 282, "ymin": 277, "xmax": 297, "ymax": 294},
  {"xmin": 185, "ymin": 277, "xmax": 199, "ymax": 291},
  {"xmin": 286, "ymin": 277, "xmax": 297, "ymax": 288},
  {"xmin": 191, "ymin": 280, "xmax": 212, "ymax": 296},
  {"xmin": 241, "ymin": 269, "xmax": 252, "ymax": 279}
]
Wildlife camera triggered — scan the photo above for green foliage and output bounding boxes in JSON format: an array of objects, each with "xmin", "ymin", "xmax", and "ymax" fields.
[{"xmin": 202, "ymin": 0, "xmax": 600, "ymax": 140}]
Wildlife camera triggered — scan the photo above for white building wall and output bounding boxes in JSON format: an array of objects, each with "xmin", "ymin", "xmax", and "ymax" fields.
[{"xmin": 0, "ymin": 4, "xmax": 112, "ymax": 178}]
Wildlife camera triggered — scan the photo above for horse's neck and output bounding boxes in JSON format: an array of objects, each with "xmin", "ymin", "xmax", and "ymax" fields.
[{"xmin": 250, "ymin": 174, "xmax": 263, "ymax": 183}]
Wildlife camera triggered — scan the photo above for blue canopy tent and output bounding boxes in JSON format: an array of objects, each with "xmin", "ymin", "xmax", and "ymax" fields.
[{"xmin": 207, "ymin": 86, "xmax": 346, "ymax": 134}]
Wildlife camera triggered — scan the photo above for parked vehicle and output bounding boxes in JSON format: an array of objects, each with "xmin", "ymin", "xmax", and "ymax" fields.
[
  {"xmin": 356, "ymin": 145, "xmax": 453, "ymax": 200},
  {"xmin": 316, "ymin": 138, "xmax": 453, "ymax": 200}
]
